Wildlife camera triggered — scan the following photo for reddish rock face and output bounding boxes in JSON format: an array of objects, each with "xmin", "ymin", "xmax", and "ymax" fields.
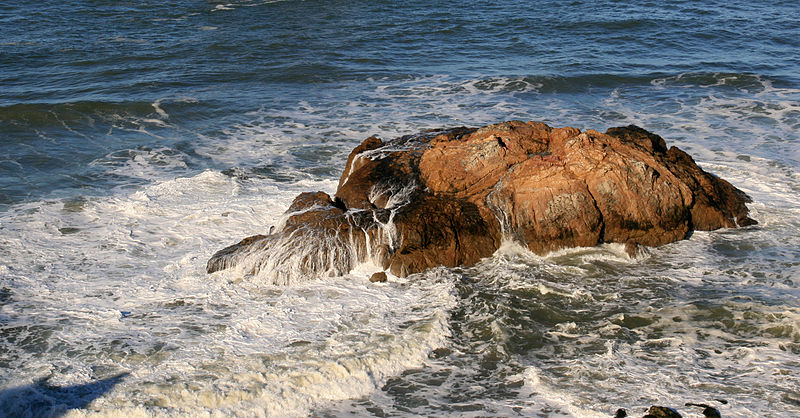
[{"xmin": 208, "ymin": 121, "xmax": 756, "ymax": 282}]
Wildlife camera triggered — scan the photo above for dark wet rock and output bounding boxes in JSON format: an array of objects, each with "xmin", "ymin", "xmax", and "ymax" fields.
[
  {"xmin": 208, "ymin": 121, "xmax": 756, "ymax": 282},
  {"xmin": 369, "ymin": 272, "xmax": 388, "ymax": 283},
  {"xmin": 644, "ymin": 406, "xmax": 682, "ymax": 418},
  {"xmin": 686, "ymin": 403, "xmax": 722, "ymax": 418},
  {"xmin": 615, "ymin": 408, "xmax": 628, "ymax": 417},
  {"xmin": 205, "ymin": 233, "xmax": 269, "ymax": 275}
]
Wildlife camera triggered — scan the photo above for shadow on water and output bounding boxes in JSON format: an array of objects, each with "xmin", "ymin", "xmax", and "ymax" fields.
[{"xmin": 0, "ymin": 373, "xmax": 128, "ymax": 418}]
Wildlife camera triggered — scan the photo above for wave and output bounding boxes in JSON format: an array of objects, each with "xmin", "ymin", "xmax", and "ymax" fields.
[
  {"xmin": 0, "ymin": 101, "xmax": 157, "ymax": 127},
  {"xmin": 0, "ymin": 98, "xmax": 211, "ymax": 128},
  {"xmin": 358, "ymin": 72, "xmax": 797, "ymax": 102},
  {"xmin": 651, "ymin": 72, "xmax": 783, "ymax": 91},
  {"xmin": 0, "ymin": 97, "xmax": 218, "ymax": 208},
  {"xmin": 463, "ymin": 74, "xmax": 658, "ymax": 94},
  {"xmin": 462, "ymin": 72, "xmax": 795, "ymax": 95}
]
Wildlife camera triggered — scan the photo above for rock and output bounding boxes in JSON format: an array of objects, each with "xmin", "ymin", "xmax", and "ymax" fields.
[
  {"xmin": 208, "ymin": 121, "xmax": 756, "ymax": 283},
  {"xmin": 615, "ymin": 408, "xmax": 628, "ymax": 417},
  {"xmin": 644, "ymin": 406, "xmax": 682, "ymax": 418},
  {"xmin": 686, "ymin": 403, "xmax": 721, "ymax": 418},
  {"xmin": 369, "ymin": 272, "xmax": 388, "ymax": 283}
]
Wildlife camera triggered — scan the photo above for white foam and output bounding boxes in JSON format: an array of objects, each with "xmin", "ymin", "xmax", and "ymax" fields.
[
  {"xmin": 90, "ymin": 146, "xmax": 191, "ymax": 181},
  {"xmin": 520, "ymin": 367, "xmax": 608, "ymax": 417},
  {"xmin": 151, "ymin": 99, "xmax": 169, "ymax": 119},
  {"xmin": 493, "ymin": 239, "xmax": 641, "ymax": 267},
  {"xmin": 0, "ymin": 171, "xmax": 455, "ymax": 416},
  {"xmin": 516, "ymin": 300, "xmax": 800, "ymax": 417}
]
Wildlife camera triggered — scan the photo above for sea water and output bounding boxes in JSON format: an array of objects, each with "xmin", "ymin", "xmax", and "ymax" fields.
[{"xmin": 1, "ymin": 0, "xmax": 798, "ymax": 416}]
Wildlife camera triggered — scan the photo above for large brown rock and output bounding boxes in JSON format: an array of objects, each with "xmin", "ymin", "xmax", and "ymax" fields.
[{"xmin": 208, "ymin": 121, "xmax": 756, "ymax": 282}]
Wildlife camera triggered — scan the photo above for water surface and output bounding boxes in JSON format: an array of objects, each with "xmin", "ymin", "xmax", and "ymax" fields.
[{"xmin": 1, "ymin": 1, "xmax": 799, "ymax": 416}]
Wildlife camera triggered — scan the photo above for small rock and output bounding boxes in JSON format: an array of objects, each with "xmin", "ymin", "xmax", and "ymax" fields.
[
  {"xmin": 615, "ymin": 408, "xmax": 627, "ymax": 417},
  {"xmin": 686, "ymin": 403, "xmax": 721, "ymax": 418},
  {"xmin": 369, "ymin": 272, "xmax": 388, "ymax": 283},
  {"xmin": 644, "ymin": 406, "xmax": 682, "ymax": 418}
]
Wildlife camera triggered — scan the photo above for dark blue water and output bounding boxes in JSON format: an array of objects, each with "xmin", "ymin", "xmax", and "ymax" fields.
[
  {"xmin": 3, "ymin": 0, "xmax": 798, "ymax": 207},
  {"xmin": 1, "ymin": 1, "xmax": 799, "ymax": 416}
]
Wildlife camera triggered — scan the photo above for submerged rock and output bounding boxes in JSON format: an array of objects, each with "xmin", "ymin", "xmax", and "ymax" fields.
[
  {"xmin": 644, "ymin": 406, "xmax": 683, "ymax": 418},
  {"xmin": 686, "ymin": 403, "xmax": 722, "ymax": 418},
  {"xmin": 615, "ymin": 401, "xmax": 725, "ymax": 418},
  {"xmin": 369, "ymin": 272, "xmax": 388, "ymax": 283},
  {"xmin": 208, "ymin": 121, "xmax": 756, "ymax": 283}
]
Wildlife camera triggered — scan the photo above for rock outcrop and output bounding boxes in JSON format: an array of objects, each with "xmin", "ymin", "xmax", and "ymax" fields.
[
  {"xmin": 643, "ymin": 406, "xmax": 683, "ymax": 418},
  {"xmin": 617, "ymin": 401, "xmax": 724, "ymax": 417},
  {"xmin": 207, "ymin": 121, "xmax": 756, "ymax": 283}
]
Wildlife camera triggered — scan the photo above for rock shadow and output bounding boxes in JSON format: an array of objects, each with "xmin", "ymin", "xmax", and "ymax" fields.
[{"xmin": 0, "ymin": 372, "xmax": 128, "ymax": 417}]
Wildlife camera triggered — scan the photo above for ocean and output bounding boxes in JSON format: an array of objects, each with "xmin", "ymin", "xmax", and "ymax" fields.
[{"xmin": 1, "ymin": 0, "xmax": 798, "ymax": 416}]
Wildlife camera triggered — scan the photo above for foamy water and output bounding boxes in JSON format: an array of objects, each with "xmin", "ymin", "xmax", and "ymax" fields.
[
  {"xmin": 0, "ymin": 172, "xmax": 457, "ymax": 416},
  {"xmin": 2, "ymin": 71, "xmax": 799, "ymax": 417}
]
